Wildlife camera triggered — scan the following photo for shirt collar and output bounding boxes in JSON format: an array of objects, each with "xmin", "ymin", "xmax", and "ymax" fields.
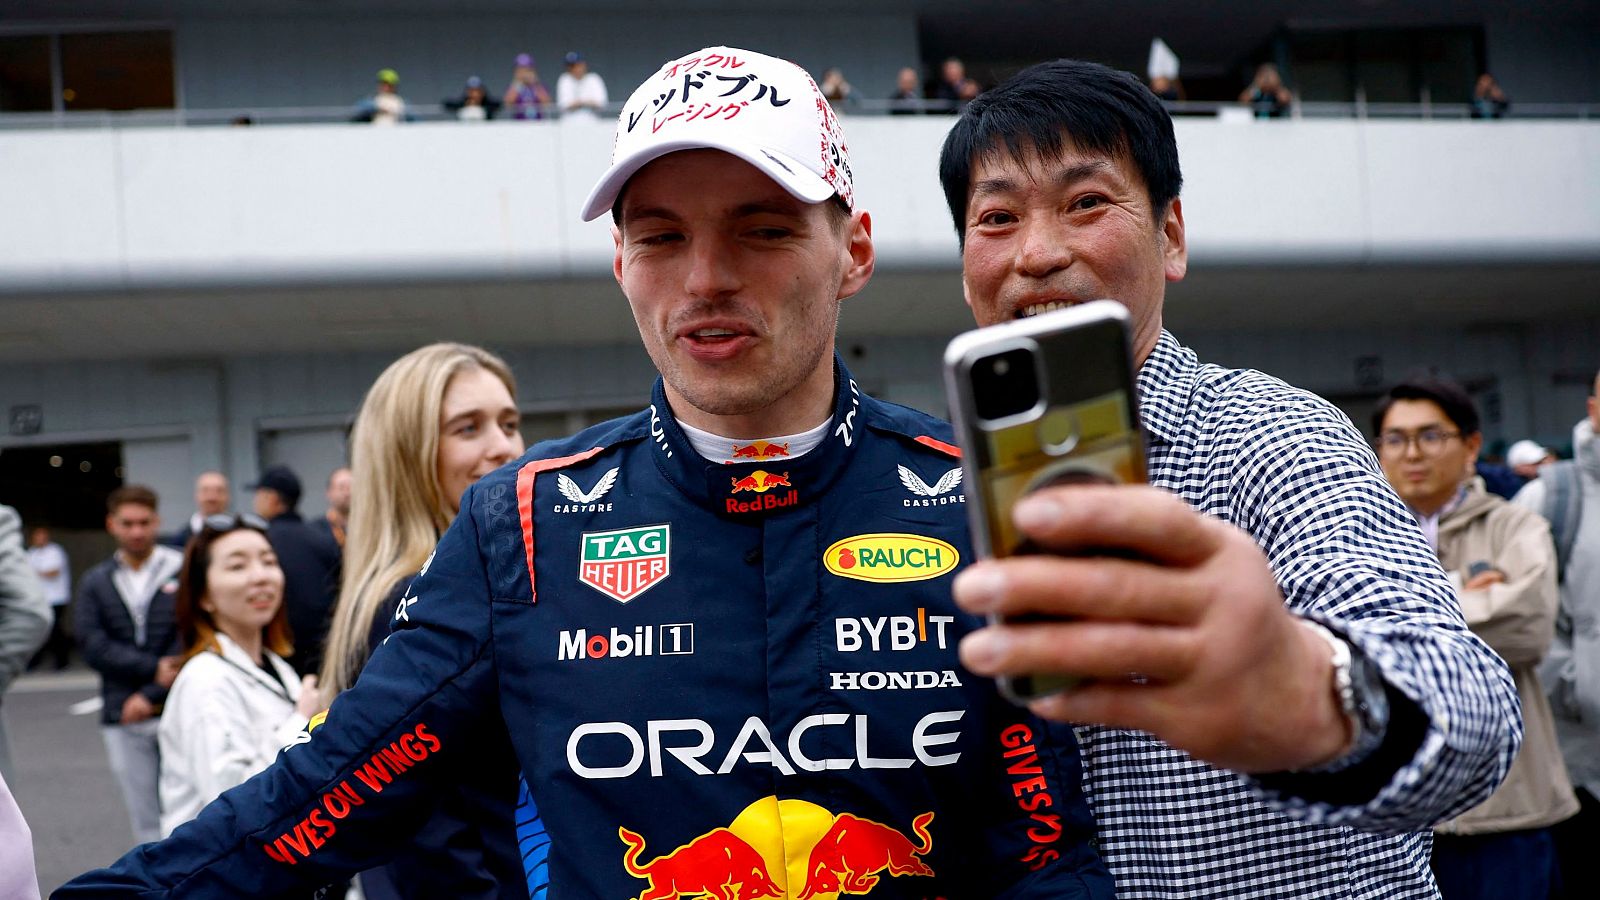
[
  {"xmin": 1134, "ymin": 330, "xmax": 1196, "ymax": 446},
  {"xmin": 677, "ymin": 416, "xmax": 834, "ymax": 465},
  {"xmin": 116, "ymin": 543, "xmax": 180, "ymax": 574},
  {"xmin": 1408, "ymin": 484, "xmax": 1470, "ymax": 550},
  {"xmin": 648, "ymin": 354, "xmax": 862, "ymax": 520}
]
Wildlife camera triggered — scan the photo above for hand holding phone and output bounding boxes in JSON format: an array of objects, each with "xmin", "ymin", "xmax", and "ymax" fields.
[
  {"xmin": 944, "ymin": 301, "xmax": 1148, "ymax": 702},
  {"xmin": 943, "ymin": 303, "xmax": 1363, "ymax": 772}
]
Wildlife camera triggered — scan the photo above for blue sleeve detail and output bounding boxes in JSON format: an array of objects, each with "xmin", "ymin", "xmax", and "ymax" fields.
[{"xmin": 516, "ymin": 776, "xmax": 550, "ymax": 900}]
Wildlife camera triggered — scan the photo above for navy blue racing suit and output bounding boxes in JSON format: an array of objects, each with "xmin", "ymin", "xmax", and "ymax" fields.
[{"xmin": 58, "ymin": 359, "xmax": 1112, "ymax": 899}]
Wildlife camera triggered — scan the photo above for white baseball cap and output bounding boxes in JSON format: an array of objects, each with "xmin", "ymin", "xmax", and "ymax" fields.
[
  {"xmin": 1507, "ymin": 439, "xmax": 1549, "ymax": 468},
  {"xmin": 579, "ymin": 46, "xmax": 854, "ymax": 222}
]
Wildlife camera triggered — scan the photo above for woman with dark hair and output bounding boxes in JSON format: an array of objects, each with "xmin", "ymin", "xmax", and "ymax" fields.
[{"xmin": 157, "ymin": 514, "xmax": 320, "ymax": 837}]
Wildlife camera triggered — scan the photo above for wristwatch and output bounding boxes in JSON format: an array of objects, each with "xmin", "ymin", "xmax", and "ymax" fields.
[{"xmin": 1300, "ymin": 619, "xmax": 1390, "ymax": 771}]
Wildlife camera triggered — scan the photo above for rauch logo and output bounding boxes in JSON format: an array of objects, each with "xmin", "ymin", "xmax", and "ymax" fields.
[
  {"xmin": 824, "ymin": 533, "xmax": 959, "ymax": 583},
  {"xmin": 579, "ymin": 524, "xmax": 670, "ymax": 603}
]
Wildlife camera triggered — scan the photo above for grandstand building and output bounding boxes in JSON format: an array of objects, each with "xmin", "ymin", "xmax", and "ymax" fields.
[{"xmin": 2, "ymin": 0, "xmax": 1597, "ymax": 547}]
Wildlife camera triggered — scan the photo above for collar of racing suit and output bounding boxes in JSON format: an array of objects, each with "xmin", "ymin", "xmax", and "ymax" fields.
[{"xmin": 648, "ymin": 354, "xmax": 864, "ymax": 521}]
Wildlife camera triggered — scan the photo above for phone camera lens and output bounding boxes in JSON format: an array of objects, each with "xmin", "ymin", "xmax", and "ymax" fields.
[{"xmin": 973, "ymin": 348, "xmax": 1040, "ymax": 421}]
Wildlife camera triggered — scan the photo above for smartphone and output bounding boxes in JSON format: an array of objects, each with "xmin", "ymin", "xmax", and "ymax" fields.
[{"xmin": 943, "ymin": 300, "xmax": 1149, "ymax": 703}]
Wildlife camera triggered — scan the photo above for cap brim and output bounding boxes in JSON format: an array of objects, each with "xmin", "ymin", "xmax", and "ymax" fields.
[{"xmin": 579, "ymin": 138, "xmax": 833, "ymax": 222}]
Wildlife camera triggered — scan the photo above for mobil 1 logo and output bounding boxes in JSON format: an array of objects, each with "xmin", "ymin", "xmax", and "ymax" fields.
[{"xmin": 558, "ymin": 623, "xmax": 695, "ymax": 661}]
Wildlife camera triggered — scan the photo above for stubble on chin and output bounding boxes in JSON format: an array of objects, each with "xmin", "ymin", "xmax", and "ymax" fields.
[{"xmin": 664, "ymin": 364, "xmax": 776, "ymax": 418}]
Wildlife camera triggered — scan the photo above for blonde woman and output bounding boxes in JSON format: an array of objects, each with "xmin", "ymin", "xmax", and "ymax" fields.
[{"xmin": 319, "ymin": 343, "xmax": 526, "ymax": 899}]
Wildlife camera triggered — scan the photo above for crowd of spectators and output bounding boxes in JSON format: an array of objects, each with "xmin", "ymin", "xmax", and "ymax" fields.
[
  {"xmin": 355, "ymin": 51, "xmax": 608, "ymax": 124},
  {"xmin": 286, "ymin": 43, "xmax": 1534, "ymax": 125},
  {"xmin": 817, "ymin": 53, "xmax": 1515, "ymax": 120}
]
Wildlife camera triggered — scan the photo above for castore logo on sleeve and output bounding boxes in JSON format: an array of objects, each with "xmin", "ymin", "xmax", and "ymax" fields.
[
  {"xmin": 555, "ymin": 467, "xmax": 620, "ymax": 513},
  {"xmin": 897, "ymin": 464, "xmax": 965, "ymax": 507}
]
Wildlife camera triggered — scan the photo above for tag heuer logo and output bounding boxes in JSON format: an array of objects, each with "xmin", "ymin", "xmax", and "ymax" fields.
[{"xmin": 579, "ymin": 524, "xmax": 670, "ymax": 603}]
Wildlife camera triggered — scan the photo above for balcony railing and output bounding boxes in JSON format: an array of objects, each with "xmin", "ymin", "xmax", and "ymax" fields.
[{"xmin": 2, "ymin": 98, "xmax": 1594, "ymax": 130}]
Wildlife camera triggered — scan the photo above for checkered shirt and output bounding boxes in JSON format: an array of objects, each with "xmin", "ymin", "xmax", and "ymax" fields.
[{"xmin": 1075, "ymin": 331, "xmax": 1522, "ymax": 899}]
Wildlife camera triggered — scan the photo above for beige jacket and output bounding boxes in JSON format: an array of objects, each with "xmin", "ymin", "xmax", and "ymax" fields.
[{"xmin": 1434, "ymin": 479, "xmax": 1578, "ymax": 834}]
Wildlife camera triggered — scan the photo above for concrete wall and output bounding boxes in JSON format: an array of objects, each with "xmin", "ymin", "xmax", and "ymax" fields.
[{"xmin": 4, "ymin": 117, "xmax": 1597, "ymax": 293}]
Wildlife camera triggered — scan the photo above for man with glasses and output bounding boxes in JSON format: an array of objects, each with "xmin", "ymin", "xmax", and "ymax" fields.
[{"xmin": 1374, "ymin": 375, "xmax": 1576, "ymax": 899}]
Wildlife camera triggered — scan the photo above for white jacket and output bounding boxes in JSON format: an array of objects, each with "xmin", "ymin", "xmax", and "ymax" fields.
[{"xmin": 158, "ymin": 632, "xmax": 306, "ymax": 836}]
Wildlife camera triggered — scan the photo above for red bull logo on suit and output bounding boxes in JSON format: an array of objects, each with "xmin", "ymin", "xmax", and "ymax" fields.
[
  {"xmin": 726, "ymin": 471, "xmax": 799, "ymax": 514},
  {"xmin": 619, "ymin": 797, "xmax": 935, "ymax": 899},
  {"xmin": 620, "ymin": 826, "xmax": 783, "ymax": 900},
  {"xmin": 730, "ymin": 441, "xmax": 791, "ymax": 461}
]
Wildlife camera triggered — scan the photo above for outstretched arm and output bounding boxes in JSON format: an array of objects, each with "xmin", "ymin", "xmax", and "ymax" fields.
[
  {"xmin": 58, "ymin": 488, "xmax": 506, "ymax": 896},
  {"xmin": 956, "ymin": 405, "xmax": 1520, "ymax": 832}
]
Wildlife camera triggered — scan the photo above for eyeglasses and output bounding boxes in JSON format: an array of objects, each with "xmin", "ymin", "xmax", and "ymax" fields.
[
  {"xmin": 201, "ymin": 512, "xmax": 269, "ymax": 532},
  {"xmin": 1376, "ymin": 428, "xmax": 1462, "ymax": 457}
]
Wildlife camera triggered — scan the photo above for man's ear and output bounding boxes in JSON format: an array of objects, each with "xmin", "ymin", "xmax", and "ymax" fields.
[
  {"xmin": 1464, "ymin": 432, "xmax": 1485, "ymax": 477},
  {"xmin": 836, "ymin": 211, "xmax": 876, "ymax": 302},
  {"xmin": 1162, "ymin": 198, "xmax": 1187, "ymax": 284},
  {"xmin": 611, "ymin": 224, "xmax": 625, "ymax": 288}
]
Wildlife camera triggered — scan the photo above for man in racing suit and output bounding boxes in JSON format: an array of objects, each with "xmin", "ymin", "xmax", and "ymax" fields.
[{"xmin": 58, "ymin": 46, "xmax": 1113, "ymax": 899}]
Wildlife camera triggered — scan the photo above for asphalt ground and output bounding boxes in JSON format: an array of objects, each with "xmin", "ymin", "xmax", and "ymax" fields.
[{"xmin": 5, "ymin": 669, "xmax": 137, "ymax": 895}]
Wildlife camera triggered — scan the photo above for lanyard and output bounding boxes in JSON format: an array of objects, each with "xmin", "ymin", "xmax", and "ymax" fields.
[{"xmin": 212, "ymin": 652, "xmax": 293, "ymax": 705}]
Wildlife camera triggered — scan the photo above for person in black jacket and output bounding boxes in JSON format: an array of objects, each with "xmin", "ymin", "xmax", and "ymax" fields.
[
  {"xmin": 249, "ymin": 466, "xmax": 340, "ymax": 677},
  {"xmin": 76, "ymin": 485, "xmax": 184, "ymax": 845}
]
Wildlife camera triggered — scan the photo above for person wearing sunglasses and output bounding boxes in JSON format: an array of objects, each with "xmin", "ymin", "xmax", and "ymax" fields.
[
  {"xmin": 157, "ymin": 514, "xmax": 322, "ymax": 837},
  {"xmin": 1374, "ymin": 374, "xmax": 1576, "ymax": 899}
]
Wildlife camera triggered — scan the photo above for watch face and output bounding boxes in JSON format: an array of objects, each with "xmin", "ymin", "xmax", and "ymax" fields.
[{"xmin": 1347, "ymin": 650, "xmax": 1390, "ymax": 735}]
